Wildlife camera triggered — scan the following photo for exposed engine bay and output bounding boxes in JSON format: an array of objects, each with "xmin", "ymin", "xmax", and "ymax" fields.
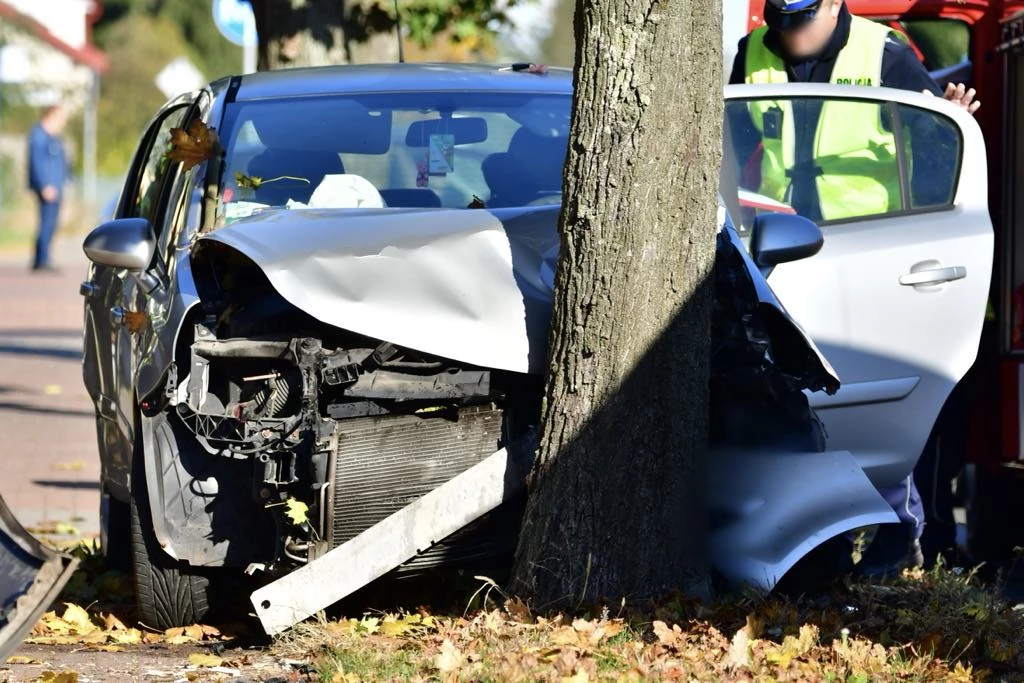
[
  {"xmin": 145, "ymin": 240, "xmax": 540, "ymax": 577},
  {"xmin": 136, "ymin": 208, "xmax": 839, "ymax": 586}
]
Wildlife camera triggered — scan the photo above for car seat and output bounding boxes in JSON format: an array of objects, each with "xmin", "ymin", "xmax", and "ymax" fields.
[
  {"xmin": 245, "ymin": 149, "xmax": 345, "ymax": 206},
  {"xmin": 482, "ymin": 128, "xmax": 567, "ymax": 208}
]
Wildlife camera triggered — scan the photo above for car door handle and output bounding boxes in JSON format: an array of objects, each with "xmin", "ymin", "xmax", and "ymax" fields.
[
  {"xmin": 80, "ymin": 281, "xmax": 97, "ymax": 298},
  {"xmin": 110, "ymin": 306, "xmax": 126, "ymax": 326},
  {"xmin": 899, "ymin": 266, "xmax": 967, "ymax": 287}
]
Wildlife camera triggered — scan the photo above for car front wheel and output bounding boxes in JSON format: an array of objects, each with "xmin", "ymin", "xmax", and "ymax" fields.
[{"xmin": 130, "ymin": 420, "xmax": 211, "ymax": 629}]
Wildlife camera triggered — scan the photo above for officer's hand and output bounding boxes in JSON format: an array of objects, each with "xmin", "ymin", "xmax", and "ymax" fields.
[
  {"xmin": 41, "ymin": 186, "xmax": 57, "ymax": 203},
  {"xmin": 923, "ymin": 83, "xmax": 980, "ymax": 115}
]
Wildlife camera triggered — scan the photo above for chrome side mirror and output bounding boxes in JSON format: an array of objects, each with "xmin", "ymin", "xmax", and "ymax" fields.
[
  {"xmin": 750, "ymin": 213, "xmax": 823, "ymax": 271},
  {"xmin": 82, "ymin": 218, "xmax": 156, "ymax": 271}
]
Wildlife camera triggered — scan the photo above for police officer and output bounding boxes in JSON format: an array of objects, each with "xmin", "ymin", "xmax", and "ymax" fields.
[
  {"xmin": 731, "ymin": 0, "xmax": 979, "ymax": 107},
  {"xmin": 730, "ymin": 0, "xmax": 980, "ymax": 573}
]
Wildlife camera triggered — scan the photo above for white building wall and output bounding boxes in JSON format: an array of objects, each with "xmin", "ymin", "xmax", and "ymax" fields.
[
  {"xmin": 3, "ymin": 0, "xmax": 93, "ymax": 49},
  {"xmin": 723, "ymin": 1, "xmax": 749, "ymax": 76}
]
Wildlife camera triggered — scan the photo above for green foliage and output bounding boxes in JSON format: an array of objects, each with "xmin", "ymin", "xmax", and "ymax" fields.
[
  {"xmin": 398, "ymin": 0, "xmax": 518, "ymax": 48},
  {"xmin": 316, "ymin": 0, "xmax": 518, "ymax": 55},
  {"xmin": 93, "ymin": 13, "xmax": 194, "ymax": 175},
  {"xmin": 0, "ymin": 84, "xmax": 44, "ymax": 134},
  {"xmin": 152, "ymin": 1, "xmax": 243, "ymax": 80},
  {"xmin": 92, "ymin": 1, "xmax": 242, "ymax": 174},
  {"xmin": 540, "ymin": 0, "xmax": 575, "ymax": 67},
  {"xmin": 0, "ymin": 154, "xmax": 17, "ymax": 210},
  {"xmin": 100, "ymin": 0, "xmax": 154, "ymax": 18},
  {"xmin": 99, "ymin": 0, "xmax": 242, "ymax": 80},
  {"xmin": 895, "ymin": 19, "xmax": 971, "ymax": 72}
]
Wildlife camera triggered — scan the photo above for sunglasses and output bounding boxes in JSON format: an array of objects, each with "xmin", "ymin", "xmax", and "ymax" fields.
[{"xmin": 764, "ymin": 3, "xmax": 822, "ymax": 31}]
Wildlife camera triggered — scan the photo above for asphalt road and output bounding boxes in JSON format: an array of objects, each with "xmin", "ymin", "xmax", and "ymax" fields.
[{"xmin": 0, "ymin": 238, "xmax": 100, "ymax": 541}]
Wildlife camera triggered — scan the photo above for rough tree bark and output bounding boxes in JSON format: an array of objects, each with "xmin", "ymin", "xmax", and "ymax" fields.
[
  {"xmin": 509, "ymin": 0, "xmax": 722, "ymax": 607},
  {"xmin": 247, "ymin": 0, "xmax": 396, "ymax": 70}
]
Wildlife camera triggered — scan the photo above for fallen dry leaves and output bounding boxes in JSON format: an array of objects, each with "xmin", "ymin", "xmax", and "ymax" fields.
[
  {"xmin": 283, "ymin": 566, "xmax": 1024, "ymax": 682},
  {"xmin": 186, "ymin": 652, "xmax": 224, "ymax": 668},
  {"xmin": 50, "ymin": 460, "xmax": 85, "ymax": 471},
  {"xmin": 28, "ymin": 602, "xmax": 225, "ymax": 650},
  {"xmin": 166, "ymin": 120, "xmax": 219, "ymax": 171},
  {"xmin": 17, "ymin": 557, "xmax": 1021, "ymax": 682},
  {"xmin": 36, "ymin": 671, "xmax": 78, "ymax": 683},
  {"xmin": 305, "ymin": 606, "xmax": 959, "ymax": 682}
]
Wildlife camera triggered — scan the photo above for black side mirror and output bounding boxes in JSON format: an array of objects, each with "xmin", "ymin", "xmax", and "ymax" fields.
[
  {"xmin": 82, "ymin": 218, "xmax": 156, "ymax": 271},
  {"xmin": 750, "ymin": 212, "xmax": 823, "ymax": 270}
]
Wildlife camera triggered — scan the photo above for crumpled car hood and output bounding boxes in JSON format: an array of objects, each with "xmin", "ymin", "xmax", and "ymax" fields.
[
  {"xmin": 198, "ymin": 204, "xmax": 836, "ymax": 388},
  {"xmin": 199, "ymin": 206, "xmax": 559, "ymax": 373}
]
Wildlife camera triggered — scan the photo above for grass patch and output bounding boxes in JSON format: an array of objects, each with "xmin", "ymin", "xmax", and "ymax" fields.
[
  {"xmin": 316, "ymin": 639, "xmax": 424, "ymax": 681},
  {"xmin": 34, "ymin": 543, "xmax": 1024, "ymax": 681},
  {"xmin": 279, "ymin": 564, "xmax": 1024, "ymax": 682}
]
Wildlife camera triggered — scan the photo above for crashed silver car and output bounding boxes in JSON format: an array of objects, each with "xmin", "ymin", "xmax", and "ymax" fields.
[{"xmin": 79, "ymin": 65, "xmax": 990, "ymax": 634}]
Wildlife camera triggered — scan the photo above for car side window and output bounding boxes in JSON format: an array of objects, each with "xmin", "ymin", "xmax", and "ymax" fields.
[
  {"xmin": 157, "ymin": 165, "xmax": 202, "ymax": 269},
  {"xmin": 723, "ymin": 97, "xmax": 962, "ymax": 228},
  {"xmin": 122, "ymin": 105, "xmax": 190, "ymax": 232}
]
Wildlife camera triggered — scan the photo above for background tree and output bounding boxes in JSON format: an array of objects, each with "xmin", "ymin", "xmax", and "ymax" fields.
[
  {"xmin": 92, "ymin": 1, "xmax": 243, "ymax": 176},
  {"xmin": 509, "ymin": 0, "xmax": 722, "ymax": 607},
  {"xmin": 540, "ymin": 0, "xmax": 575, "ymax": 67},
  {"xmin": 93, "ymin": 13, "xmax": 197, "ymax": 174},
  {"xmin": 245, "ymin": 0, "xmax": 513, "ymax": 69},
  {"xmin": 99, "ymin": 0, "xmax": 242, "ymax": 80},
  {"xmin": 81, "ymin": 0, "xmax": 520, "ymax": 189}
]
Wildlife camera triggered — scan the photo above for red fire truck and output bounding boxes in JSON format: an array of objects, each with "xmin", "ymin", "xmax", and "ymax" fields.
[{"xmin": 740, "ymin": 0, "xmax": 1024, "ymax": 558}]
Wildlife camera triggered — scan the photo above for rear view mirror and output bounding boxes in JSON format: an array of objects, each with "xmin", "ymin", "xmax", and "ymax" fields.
[
  {"xmin": 750, "ymin": 213, "xmax": 823, "ymax": 270},
  {"xmin": 82, "ymin": 218, "xmax": 156, "ymax": 271},
  {"xmin": 405, "ymin": 117, "xmax": 488, "ymax": 147}
]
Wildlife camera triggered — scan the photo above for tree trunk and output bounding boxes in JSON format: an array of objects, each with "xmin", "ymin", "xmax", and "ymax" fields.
[
  {"xmin": 249, "ymin": 0, "xmax": 347, "ymax": 69},
  {"xmin": 248, "ymin": 0, "xmax": 397, "ymax": 69},
  {"xmin": 509, "ymin": 0, "xmax": 722, "ymax": 608}
]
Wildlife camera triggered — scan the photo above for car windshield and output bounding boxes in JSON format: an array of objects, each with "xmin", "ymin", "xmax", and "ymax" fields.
[{"xmin": 215, "ymin": 91, "xmax": 571, "ymax": 225}]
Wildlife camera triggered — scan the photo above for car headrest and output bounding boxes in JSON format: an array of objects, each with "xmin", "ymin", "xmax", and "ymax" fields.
[{"xmin": 482, "ymin": 128, "xmax": 567, "ymax": 207}]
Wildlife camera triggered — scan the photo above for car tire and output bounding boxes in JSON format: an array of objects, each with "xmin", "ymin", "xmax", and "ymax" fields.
[
  {"xmin": 100, "ymin": 490, "xmax": 132, "ymax": 572},
  {"xmin": 130, "ymin": 423, "xmax": 211, "ymax": 629}
]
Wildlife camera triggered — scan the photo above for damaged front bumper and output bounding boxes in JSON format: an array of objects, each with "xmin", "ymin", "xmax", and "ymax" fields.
[
  {"xmin": 0, "ymin": 495, "xmax": 77, "ymax": 659},
  {"xmin": 707, "ymin": 448, "xmax": 898, "ymax": 590},
  {"xmin": 249, "ymin": 444, "xmax": 897, "ymax": 635}
]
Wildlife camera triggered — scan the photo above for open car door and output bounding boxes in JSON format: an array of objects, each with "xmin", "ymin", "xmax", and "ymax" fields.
[{"xmin": 723, "ymin": 83, "xmax": 993, "ymax": 488}]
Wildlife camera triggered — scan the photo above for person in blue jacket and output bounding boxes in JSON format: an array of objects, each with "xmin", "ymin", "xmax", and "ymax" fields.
[{"xmin": 27, "ymin": 105, "xmax": 69, "ymax": 271}]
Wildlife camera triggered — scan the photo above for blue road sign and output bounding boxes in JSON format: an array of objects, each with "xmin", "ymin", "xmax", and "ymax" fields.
[{"xmin": 213, "ymin": 0, "xmax": 257, "ymax": 47}]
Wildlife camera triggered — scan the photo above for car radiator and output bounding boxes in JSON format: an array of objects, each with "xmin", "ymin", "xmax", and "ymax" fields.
[{"xmin": 327, "ymin": 404, "xmax": 510, "ymax": 572}]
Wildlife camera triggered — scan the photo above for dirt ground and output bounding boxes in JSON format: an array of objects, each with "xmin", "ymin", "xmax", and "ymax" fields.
[
  {"xmin": 0, "ymin": 238, "xmax": 311, "ymax": 682},
  {"xmin": 3, "ymin": 643, "xmax": 307, "ymax": 682}
]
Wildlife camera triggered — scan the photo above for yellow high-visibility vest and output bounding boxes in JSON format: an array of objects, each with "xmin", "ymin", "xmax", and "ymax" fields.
[{"xmin": 744, "ymin": 16, "xmax": 901, "ymax": 221}]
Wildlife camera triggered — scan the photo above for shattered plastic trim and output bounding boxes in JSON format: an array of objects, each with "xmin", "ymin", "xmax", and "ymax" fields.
[{"xmin": 0, "ymin": 495, "xmax": 77, "ymax": 660}]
